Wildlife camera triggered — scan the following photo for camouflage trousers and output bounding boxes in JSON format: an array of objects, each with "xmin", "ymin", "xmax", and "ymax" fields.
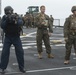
[
  {"xmin": 26, "ymin": 21, "xmax": 32, "ymax": 28},
  {"xmin": 36, "ymin": 29, "xmax": 51, "ymax": 54},
  {"xmin": 65, "ymin": 35, "xmax": 76, "ymax": 60}
]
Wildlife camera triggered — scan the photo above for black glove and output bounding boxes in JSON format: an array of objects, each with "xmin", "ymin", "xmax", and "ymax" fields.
[{"xmin": 5, "ymin": 14, "xmax": 12, "ymax": 23}]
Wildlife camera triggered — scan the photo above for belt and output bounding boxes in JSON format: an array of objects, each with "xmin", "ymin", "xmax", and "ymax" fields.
[
  {"xmin": 38, "ymin": 28, "xmax": 47, "ymax": 30},
  {"xmin": 70, "ymin": 30, "xmax": 76, "ymax": 32}
]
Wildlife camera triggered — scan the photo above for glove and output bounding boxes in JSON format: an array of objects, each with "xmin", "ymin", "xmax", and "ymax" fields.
[{"xmin": 5, "ymin": 14, "xmax": 12, "ymax": 23}]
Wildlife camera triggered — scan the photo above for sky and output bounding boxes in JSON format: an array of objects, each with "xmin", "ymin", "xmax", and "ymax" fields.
[{"xmin": 1, "ymin": 0, "xmax": 76, "ymax": 19}]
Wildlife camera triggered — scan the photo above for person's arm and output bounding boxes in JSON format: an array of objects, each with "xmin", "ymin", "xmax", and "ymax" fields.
[
  {"xmin": 1, "ymin": 15, "xmax": 7, "ymax": 29},
  {"xmin": 64, "ymin": 18, "xmax": 70, "ymax": 38},
  {"xmin": 48, "ymin": 16, "xmax": 53, "ymax": 33},
  {"xmin": 17, "ymin": 17, "xmax": 23, "ymax": 26}
]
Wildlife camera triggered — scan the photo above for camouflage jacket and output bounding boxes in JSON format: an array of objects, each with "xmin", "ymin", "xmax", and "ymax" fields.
[
  {"xmin": 24, "ymin": 14, "xmax": 33, "ymax": 22},
  {"xmin": 50, "ymin": 17, "xmax": 54, "ymax": 22},
  {"xmin": 64, "ymin": 14, "xmax": 76, "ymax": 37},
  {"xmin": 35, "ymin": 13, "xmax": 53, "ymax": 33}
]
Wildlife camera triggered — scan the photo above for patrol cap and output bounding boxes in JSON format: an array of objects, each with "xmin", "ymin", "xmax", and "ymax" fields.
[{"xmin": 71, "ymin": 6, "xmax": 76, "ymax": 12}]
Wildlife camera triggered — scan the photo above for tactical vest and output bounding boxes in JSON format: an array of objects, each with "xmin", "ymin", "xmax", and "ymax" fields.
[
  {"xmin": 4, "ymin": 22, "xmax": 21, "ymax": 36},
  {"xmin": 67, "ymin": 15, "xmax": 76, "ymax": 36},
  {"xmin": 70, "ymin": 15, "xmax": 76, "ymax": 30},
  {"xmin": 39, "ymin": 14, "xmax": 49, "ymax": 27}
]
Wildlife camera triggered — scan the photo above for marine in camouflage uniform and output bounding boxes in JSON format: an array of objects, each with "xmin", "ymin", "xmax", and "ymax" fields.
[
  {"xmin": 24, "ymin": 12, "xmax": 32, "ymax": 28},
  {"xmin": 50, "ymin": 15, "xmax": 54, "ymax": 27},
  {"xmin": 64, "ymin": 6, "xmax": 76, "ymax": 64},
  {"xmin": 35, "ymin": 5, "xmax": 54, "ymax": 59}
]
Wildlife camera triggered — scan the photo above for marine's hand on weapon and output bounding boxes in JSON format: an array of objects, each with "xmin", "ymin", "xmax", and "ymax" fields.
[
  {"xmin": 64, "ymin": 37, "xmax": 68, "ymax": 42},
  {"xmin": 11, "ymin": 13, "xmax": 19, "ymax": 24},
  {"xmin": 5, "ymin": 14, "xmax": 12, "ymax": 23}
]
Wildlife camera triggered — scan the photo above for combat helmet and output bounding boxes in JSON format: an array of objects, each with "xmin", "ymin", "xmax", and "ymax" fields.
[
  {"xmin": 4, "ymin": 6, "xmax": 13, "ymax": 15},
  {"xmin": 71, "ymin": 6, "xmax": 76, "ymax": 12}
]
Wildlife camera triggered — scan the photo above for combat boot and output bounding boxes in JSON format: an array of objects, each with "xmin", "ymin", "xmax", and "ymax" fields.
[
  {"xmin": 38, "ymin": 52, "xmax": 42, "ymax": 59},
  {"xmin": 47, "ymin": 54, "xmax": 54, "ymax": 58},
  {"xmin": 19, "ymin": 68, "xmax": 25, "ymax": 73},
  {"xmin": 0, "ymin": 69, "xmax": 5, "ymax": 74},
  {"xmin": 64, "ymin": 60, "xmax": 70, "ymax": 65}
]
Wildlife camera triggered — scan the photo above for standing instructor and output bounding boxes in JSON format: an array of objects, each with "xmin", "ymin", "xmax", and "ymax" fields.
[
  {"xmin": 0, "ymin": 6, "xmax": 25, "ymax": 73},
  {"xmin": 35, "ymin": 5, "xmax": 54, "ymax": 59}
]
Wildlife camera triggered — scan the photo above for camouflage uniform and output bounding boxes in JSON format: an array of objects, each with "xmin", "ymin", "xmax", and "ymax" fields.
[
  {"xmin": 50, "ymin": 15, "xmax": 54, "ymax": 27},
  {"xmin": 35, "ymin": 13, "xmax": 53, "ymax": 54},
  {"xmin": 64, "ymin": 6, "xmax": 76, "ymax": 62},
  {"xmin": 64, "ymin": 14, "xmax": 76, "ymax": 60},
  {"xmin": 24, "ymin": 13, "xmax": 32, "ymax": 28}
]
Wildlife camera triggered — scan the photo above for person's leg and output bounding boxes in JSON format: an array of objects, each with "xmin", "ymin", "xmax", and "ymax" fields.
[
  {"xmin": 36, "ymin": 30, "xmax": 43, "ymax": 58},
  {"xmin": 43, "ymin": 34, "xmax": 51, "ymax": 53},
  {"xmin": 43, "ymin": 33, "xmax": 54, "ymax": 58},
  {"xmin": 73, "ymin": 37, "xmax": 76, "ymax": 55},
  {"xmin": 12, "ymin": 37, "xmax": 25, "ymax": 72},
  {"xmin": 0, "ymin": 36, "xmax": 11, "ymax": 70},
  {"xmin": 64, "ymin": 37, "xmax": 73, "ymax": 64},
  {"xmin": 36, "ymin": 30, "xmax": 43, "ymax": 53}
]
